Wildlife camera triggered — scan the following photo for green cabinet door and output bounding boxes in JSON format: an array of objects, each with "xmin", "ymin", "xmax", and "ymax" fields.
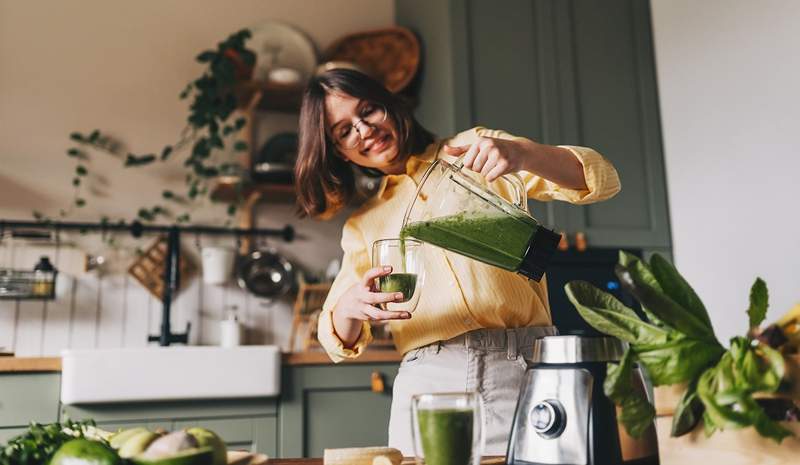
[
  {"xmin": 397, "ymin": 0, "xmax": 671, "ymax": 249},
  {"xmin": 64, "ymin": 398, "xmax": 278, "ymax": 456},
  {"xmin": 0, "ymin": 373, "xmax": 60, "ymax": 427},
  {"xmin": 0, "ymin": 427, "xmax": 27, "ymax": 444},
  {"xmin": 278, "ymin": 363, "xmax": 399, "ymax": 458}
]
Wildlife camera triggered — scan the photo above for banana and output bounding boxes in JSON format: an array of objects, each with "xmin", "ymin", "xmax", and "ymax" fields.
[
  {"xmin": 109, "ymin": 427, "xmax": 150, "ymax": 449},
  {"xmin": 118, "ymin": 430, "xmax": 160, "ymax": 458},
  {"xmin": 323, "ymin": 446, "xmax": 403, "ymax": 465},
  {"xmin": 776, "ymin": 303, "xmax": 800, "ymax": 329}
]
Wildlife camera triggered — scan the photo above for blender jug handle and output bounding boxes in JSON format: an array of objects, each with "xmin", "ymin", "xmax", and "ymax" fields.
[
  {"xmin": 499, "ymin": 173, "xmax": 529, "ymax": 213},
  {"xmin": 451, "ymin": 154, "xmax": 528, "ymax": 212}
]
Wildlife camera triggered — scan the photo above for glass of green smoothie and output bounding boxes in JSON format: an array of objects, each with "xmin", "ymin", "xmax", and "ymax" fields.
[
  {"xmin": 371, "ymin": 238, "xmax": 424, "ymax": 313},
  {"xmin": 411, "ymin": 392, "xmax": 484, "ymax": 465}
]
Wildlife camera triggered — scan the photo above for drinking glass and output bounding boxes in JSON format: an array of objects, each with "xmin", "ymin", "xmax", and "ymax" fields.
[
  {"xmin": 411, "ymin": 392, "xmax": 484, "ymax": 465},
  {"xmin": 371, "ymin": 238, "xmax": 424, "ymax": 313}
]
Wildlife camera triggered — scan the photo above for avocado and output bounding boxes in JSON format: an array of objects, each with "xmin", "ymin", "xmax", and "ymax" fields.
[
  {"xmin": 132, "ymin": 446, "xmax": 214, "ymax": 465},
  {"xmin": 50, "ymin": 438, "xmax": 121, "ymax": 465}
]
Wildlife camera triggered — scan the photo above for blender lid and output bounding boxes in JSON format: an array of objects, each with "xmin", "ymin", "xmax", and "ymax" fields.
[{"xmin": 531, "ymin": 335, "xmax": 626, "ymax": 364}]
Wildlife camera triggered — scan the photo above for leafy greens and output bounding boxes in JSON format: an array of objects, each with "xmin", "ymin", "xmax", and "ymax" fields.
[{"xmin": 565, "ymin": 251, "xmax": 790, "ymax": 442}]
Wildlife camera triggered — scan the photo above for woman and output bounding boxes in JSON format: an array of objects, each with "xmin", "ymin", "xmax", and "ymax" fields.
[{"xmin": 295, "ymin": 69, "xmax": 621, "ymax": 455}]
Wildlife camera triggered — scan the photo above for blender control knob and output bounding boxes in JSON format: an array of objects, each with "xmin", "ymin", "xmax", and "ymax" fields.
[{"xmin": 531, "ymin": 400, "xmax": 566, "ymax": 438}]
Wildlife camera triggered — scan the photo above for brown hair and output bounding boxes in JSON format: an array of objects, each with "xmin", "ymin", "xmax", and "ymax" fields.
[{"xmin": 295, "ymin": 68, "xmax": 435, "ymax": 218}]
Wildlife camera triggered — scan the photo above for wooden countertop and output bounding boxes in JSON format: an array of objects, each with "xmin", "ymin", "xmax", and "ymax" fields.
[
  {"xmin": 267, "ymin": 458, "xmax": 505, "ymax": 465},
  {"xmin": 0, "ymin": 356, "xmax": 61, "ymax": 372},
  {"xmin": 0, "ymin": 350, "xmax": 403, "ymax": 373}
]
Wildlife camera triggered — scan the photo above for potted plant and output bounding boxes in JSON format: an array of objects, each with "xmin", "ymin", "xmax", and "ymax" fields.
[{"xmin": 564, "ymin": 251, "xmax": 800, "ymax": 451}]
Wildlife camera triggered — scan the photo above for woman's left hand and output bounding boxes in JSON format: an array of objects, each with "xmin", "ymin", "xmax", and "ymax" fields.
[{"xmin": 444, "ymin": 137, "xmax": 534, "ymax": 183}]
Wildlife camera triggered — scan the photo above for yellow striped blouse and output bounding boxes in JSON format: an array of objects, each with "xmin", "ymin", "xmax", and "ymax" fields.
[{"xmin": 318, "ymin": 127, "xmax": 621, "ymax": 362}]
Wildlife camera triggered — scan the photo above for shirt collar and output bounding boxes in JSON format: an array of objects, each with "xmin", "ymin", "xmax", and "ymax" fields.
[{"xmin": 375, "ymin": 141, "xmax": 442, "ymax": 199}]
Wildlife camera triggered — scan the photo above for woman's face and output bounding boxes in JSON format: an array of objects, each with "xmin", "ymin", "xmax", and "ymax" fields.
[{"xmin": 324, "ymin": 92, "xmax": 404, "ymax": 174}]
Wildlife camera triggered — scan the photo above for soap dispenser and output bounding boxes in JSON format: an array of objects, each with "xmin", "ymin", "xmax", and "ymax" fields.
[{"xmin": 220, "ymin": 305, "xmax": 242, "ymax": 347}]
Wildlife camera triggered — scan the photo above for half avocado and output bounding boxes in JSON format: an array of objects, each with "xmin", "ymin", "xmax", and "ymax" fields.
[{"xmin": 132, "ymin": 446, "xmax": 214, "ymax": 465}]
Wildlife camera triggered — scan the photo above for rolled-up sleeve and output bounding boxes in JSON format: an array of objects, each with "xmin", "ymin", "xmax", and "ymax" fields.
[
  {"xmin": 317, "ymin": 218, "xmax": 373, "ymax": 362},
  {"xmin": 471, "ymin": 127, "xmax": 620, "ymax": 205},
  {"xmin": 521, "ymin": 145, "xmax": 621, "ymax": 204}
]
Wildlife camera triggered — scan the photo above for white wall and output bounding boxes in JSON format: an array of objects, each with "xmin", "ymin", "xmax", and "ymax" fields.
[
  {"xmin": 0, "ymin": 0, "xmax": 393, "ymax": 355},
  {"xmin": 651, "ymin": 0, "xmax": 800, "ymax": 343}
]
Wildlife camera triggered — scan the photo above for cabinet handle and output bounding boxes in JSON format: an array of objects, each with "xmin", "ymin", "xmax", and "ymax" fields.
[{"xmin": 371, "ymin": 371, "xmax": 385, "ymax": 393}]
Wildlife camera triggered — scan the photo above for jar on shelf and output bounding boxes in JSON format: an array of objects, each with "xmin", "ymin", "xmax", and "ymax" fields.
[{"xmin": 32, "ymin": 256, "xmax": 57, "ymax": 298}]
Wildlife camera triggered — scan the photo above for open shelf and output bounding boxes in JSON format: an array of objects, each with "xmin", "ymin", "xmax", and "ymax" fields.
[
  {"xmin": 209, "ymin": 176, "xmax": 296, "ymax": 204},
  {"xmin": 235, "ymin": 80, "xmax": 304, "ymax": 114}
]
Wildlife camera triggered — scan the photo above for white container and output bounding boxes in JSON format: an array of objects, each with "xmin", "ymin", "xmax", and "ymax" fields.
[
  {"xmin": 220, "ymin": 308, "xmax": 242, "ymax": 348},
  {"xmin": 201, "ymin": 246, "xmax": 236, "ymax": 285}
]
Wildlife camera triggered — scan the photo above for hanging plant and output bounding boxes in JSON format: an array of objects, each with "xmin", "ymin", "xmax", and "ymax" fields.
[{"xmin": 37, "ymin": 29, "xmax": 258, "ymax": 226}]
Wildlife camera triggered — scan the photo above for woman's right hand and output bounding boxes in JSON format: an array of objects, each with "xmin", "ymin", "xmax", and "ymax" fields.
[{"xmin": 332, "ymin": 266, "xmax": 412, "ymax": 347}]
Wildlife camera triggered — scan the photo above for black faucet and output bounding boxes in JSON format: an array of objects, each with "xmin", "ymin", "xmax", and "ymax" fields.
[{"xmin": 148, "ymin": 226, "xmax": 191, "ymax": 346}]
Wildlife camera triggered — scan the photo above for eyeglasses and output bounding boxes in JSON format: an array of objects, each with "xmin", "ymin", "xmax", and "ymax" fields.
[{"xmin": 331, "ymin": 102, "xmax": 387, "ymax": 149}]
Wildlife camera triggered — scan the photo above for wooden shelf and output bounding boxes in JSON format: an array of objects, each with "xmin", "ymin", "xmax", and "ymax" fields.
[
  {"xmin": 235, "ymin": 80, "xmax": 303, "ymax": 114},
  {"xmin": 209, "ymin": 177, "xmax": 296, "ymax": 204}
]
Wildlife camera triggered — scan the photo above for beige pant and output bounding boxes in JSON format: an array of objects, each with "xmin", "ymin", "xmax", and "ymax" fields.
[{"xmin": 387, "ymin": 326, "xmax": 557, "ymax": 457}]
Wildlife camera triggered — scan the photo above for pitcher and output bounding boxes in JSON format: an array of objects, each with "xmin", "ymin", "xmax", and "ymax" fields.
[{"xmin": 400, "ymin": 157, "xmax": 560, "ymax": 281}]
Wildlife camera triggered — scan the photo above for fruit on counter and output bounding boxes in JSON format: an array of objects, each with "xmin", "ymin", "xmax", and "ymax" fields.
[
  {"xmin": 103, "ymin": 426, "xmax": 226, "ymax": 465},
  {"xmin": 132, "ymin": 447, "xmax": 214, "ymax": 465},
  {"xmin": 139, "ymin": 431, "xmax": 199, "ymax": 459},
  {"xmin": 118, "ymin": 430, "xmax": 162, "ymax": 458},
  {"xmin": 186, "ymin": 427, "xmax": 227, "ymax": 465},
  {"xmin": 50, "ymin": 438, "xmax": 121, "ymax": 465},
  {"xmin": 0, "ymin": 419, "xmax": 103, "ymax": 465},
  {"xmin": 323, "ymin": 446, "xmax": 403, "ymax": 465},
  {"xmin": 110, "ymin": 426, "xmax": 151, "ymax": 449}
]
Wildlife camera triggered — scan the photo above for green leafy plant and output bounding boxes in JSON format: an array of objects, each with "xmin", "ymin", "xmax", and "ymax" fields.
[
  {"xmin": 0, "ymin": 419, "xmax": 101, "ymax": 465},
  {"xmin": 41, "ymin": 29, "xmax": 257, "ymax": 226},
  {"xmin": 565, "ymin": 251, "xmax": 792, "ymax": 443}
]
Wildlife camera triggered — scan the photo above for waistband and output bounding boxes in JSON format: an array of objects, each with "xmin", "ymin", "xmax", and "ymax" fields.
[
  {"xmin": 444, "ymin": 326, "xmax": 557, "ymax": 349},
  {"xmin": 420, "ymin": 326, "xmax": 558, "ymax": 361}
]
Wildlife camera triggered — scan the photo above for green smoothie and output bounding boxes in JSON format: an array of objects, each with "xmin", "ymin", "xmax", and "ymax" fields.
[
  {"xmin": 378, "ymin": 273, "xmax": 417, "ymax": 302},
  {"xmin": 401, "ymin": 211, "xmax": 536, "ymax": 271},
  {"xmin": 417, "ymin": 408, "xmax": 475, "ymax": 465}
]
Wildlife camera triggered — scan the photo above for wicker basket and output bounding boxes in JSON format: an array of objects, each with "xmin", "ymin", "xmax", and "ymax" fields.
[{"xmin": 323, "ymin": 27, "xmax": 420, "ymax": 93}]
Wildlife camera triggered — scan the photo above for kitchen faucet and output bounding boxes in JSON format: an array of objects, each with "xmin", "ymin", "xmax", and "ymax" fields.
[{"xmin": 147, "ymin": 226, "xmax": 190, "ymax": 346}]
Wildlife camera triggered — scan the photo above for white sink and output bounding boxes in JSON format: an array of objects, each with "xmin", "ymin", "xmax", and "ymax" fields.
[{"xmin": 60, "ymin": 345, "xmax": 281, "ymax": 404}]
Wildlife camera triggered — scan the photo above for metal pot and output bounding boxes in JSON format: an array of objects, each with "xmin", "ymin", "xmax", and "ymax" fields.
[{"xmin": 236, "ymin": 246, "xmax": 295, "ymax": 299}]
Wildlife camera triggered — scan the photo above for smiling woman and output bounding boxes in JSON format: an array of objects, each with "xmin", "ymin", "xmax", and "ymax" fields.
[
  {"xmin": 294, "ymin": 68, "xmax": 622, "ymax": 456},
  {"xmin": 294, "ymin": 69, "xmax": 434, "ymax": 219}
]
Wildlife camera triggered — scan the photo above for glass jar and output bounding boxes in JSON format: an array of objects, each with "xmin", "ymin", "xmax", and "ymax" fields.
[{"xmin": 32, "ymin": 256, "xmax": 57, "ymax": 298}]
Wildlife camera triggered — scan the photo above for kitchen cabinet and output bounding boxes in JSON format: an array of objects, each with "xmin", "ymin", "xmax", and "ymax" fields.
[
  {"xmin": 279, "ymin": 363, "xmax": 399, "ymax": 458},
  {"xmin": 0, "ymin": 427, "xmax": 27, "ymax": 443},
  {"xmin": 0, "ymin": 373, "xmax": 60, "ymax": 427},
  {"xmin": 1, "ymin": 362, "xmax": 401, "ymax": 459},
  {"xmin": 63, "ymin": 398, "xmax": 279, "ymax": 456},
  {"xmin": 396, "ymin": 0, "xmax": 671, "ymax": 250}
]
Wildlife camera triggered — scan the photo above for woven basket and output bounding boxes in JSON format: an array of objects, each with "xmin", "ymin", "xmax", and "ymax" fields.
[{"xmin": 323, "ymin": 27, "xmax": 420, "ymax": 93}]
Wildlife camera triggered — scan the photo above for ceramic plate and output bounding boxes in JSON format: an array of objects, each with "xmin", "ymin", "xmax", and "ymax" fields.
[{"xmin": 247, "ymin": 20, "xmax": 317, "ymax": 84}]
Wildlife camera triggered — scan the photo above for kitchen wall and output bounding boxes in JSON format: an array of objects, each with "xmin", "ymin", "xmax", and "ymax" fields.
[
  {"xmin": 651, "ymin": 0, "xmax": 800, "ymax": 342},
  {"xmin": 0, "ymin": 0, "xmax": 394, "ymax": 355}
]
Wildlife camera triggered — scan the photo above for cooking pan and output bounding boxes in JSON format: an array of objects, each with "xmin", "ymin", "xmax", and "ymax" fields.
[{"xmin": 236, "ymin": 243, "xmax": 295, "ymax": 299}]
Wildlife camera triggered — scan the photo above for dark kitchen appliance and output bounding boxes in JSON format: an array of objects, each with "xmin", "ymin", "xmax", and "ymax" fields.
[
  {"xmin": 544, "ymin": 248, "xmax": 642, "ymax": 336},
  {"xmin": 507, "ymin": 335, "xmax": 659, "ymax": 465}
]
